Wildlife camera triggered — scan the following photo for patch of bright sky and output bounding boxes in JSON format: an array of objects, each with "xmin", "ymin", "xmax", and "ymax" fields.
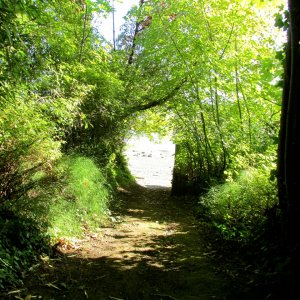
[
  {"xmin": 95, "ymin": 0, "xmax": 139, "ymax": 44},
  {"xmin": 94, "ymin": 0, "xmax": 287, "ymax": 48}
]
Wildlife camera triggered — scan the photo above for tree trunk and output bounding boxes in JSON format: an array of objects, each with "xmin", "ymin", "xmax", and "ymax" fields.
[
  {"xmin": 278, "ymin": 0, "xmax": 300, "ymax": 245},
  {"xmin": 127, "ymin": 0, "xmax": 145, "ymax": 65}
]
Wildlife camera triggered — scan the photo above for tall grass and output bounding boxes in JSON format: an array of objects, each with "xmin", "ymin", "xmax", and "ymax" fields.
[
  {"xmin": 0, "ymin": 152, "xmax": 132, "ymax": 288},
  {"xmin": 47, "ymin": 155, "xmax": 111, "ymax": 240}
]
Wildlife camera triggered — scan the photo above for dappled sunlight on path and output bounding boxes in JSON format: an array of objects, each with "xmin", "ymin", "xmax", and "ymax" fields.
[
  {"xmin": 19, "ymin": 137, "xmax": 231, "ymax": 300},
  {"xmin": 21, "ymin": 185, "xmax": 229, "ymax": 300}
]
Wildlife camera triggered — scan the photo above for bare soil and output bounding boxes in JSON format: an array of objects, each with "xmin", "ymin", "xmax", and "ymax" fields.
[
  {"xmin": 10, "ymin": 184, "xmax": 233, "ymax": 300},
  {"xmin": 5, "ymin": 138, "xmax": 234, "ymax": 299}
]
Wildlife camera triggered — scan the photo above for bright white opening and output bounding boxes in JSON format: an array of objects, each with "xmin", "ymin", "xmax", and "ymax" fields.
[{"xmin": 124, "ymin": 136, "xmax": 176, "ymax": 188}]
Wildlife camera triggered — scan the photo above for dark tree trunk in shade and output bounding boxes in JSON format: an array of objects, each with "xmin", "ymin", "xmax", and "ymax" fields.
[{"xmin": 278, "ymin": 0, "xmax": 300, "ymax": 245}]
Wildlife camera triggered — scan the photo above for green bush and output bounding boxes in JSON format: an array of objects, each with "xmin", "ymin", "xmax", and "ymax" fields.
[
  {"xmin": 0, "ymin": 93, "xmax": 61, "ymax": 203},
  {"xmin": 198, "ymin": 167, "xmax": 278, "ymax": 243}
]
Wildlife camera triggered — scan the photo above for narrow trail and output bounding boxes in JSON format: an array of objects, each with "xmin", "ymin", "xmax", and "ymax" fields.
[
  {"xmin": 23, "ymin": 185, "xmax": 230, "ymax": 300},
  {"xmin": 20, "ymin": 138, "xmax": 231, "ymax": 299}
]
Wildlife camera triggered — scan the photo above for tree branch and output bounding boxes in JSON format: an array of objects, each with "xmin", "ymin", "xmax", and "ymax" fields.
[
  {"xmin": 127, "ymin": 0, "xmax": 145, "ymax": 65},
  {"xmin": 124, "ymin": 79, "xmax": 186, "ymax": 116}
]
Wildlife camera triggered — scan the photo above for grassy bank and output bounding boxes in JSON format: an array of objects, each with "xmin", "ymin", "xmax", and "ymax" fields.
[{"xmin": 0, "ymin": 153, "xmax": 133, "ymax": 289}]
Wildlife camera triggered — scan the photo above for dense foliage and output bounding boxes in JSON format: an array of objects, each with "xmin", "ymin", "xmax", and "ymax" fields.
[
  {"xmin": 0, "ymin": 0, "xmax": 133, "ymax": 287},
  {"xmin": 119, "ymin": 0, "xmax": 283, "ymax": 191},
  {"xmin": 1, "ymin": 0, "xmax": 294, "ymax": 293},
  {"xmin": 117, "ymin": 0, "xmax": 284, "ymax": 247}
]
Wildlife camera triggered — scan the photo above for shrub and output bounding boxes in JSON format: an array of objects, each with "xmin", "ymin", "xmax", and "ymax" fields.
[
  {"xmin": 0, "ymin": 95, "xmax": 61, "ymax": 204},
  {"xmin": 198, "ymin": 167, "xmax": 278, "ymax": 243}
]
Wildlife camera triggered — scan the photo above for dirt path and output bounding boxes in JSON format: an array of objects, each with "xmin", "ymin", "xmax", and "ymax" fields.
[
  {"xmin": 17, "ymin": 184, "xmax": 230, "ymax": 300},
  {"xmin": 12, "ymin": 138, "xmax": 232, "ymax": 299}
]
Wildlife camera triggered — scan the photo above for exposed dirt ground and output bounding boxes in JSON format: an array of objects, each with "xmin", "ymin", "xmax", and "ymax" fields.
[
  {"xmin": 5, "ymin": 138, "xmax": 234, "ymax": 299},
  {"xmin": 14, "ymin": 184, "xmax": 231, "ymax": 300}
]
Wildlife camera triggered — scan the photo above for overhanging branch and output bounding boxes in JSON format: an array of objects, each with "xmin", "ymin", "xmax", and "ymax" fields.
[{"xmin": 124, "ymin": 78, "xmax": 187, "ymax": 117}]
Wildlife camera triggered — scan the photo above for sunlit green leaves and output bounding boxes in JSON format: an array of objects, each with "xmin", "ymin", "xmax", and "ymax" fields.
[{"xmin": 118, "ymin": 0, "xmax": 284, "ymax": 189}]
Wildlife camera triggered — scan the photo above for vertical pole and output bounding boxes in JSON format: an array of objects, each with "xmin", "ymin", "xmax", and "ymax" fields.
[{"xmin": 112, "ymin": 0, "xmax": 116, "ymax": 50}]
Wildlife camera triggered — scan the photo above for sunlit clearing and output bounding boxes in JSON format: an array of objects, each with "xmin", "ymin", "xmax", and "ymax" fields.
[{"xmin": 124, "ymin": 136, "xmax": 176, "ymax": 188}]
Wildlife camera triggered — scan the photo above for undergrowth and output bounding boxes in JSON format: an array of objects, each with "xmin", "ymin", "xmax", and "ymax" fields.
[
  {"xmin": 46, "ymin": 155, "xmax": 111, "ymax": 239},
  {"xmin": 0, "ymin": 152, "xmax": 133, "ymax": 290},
  {"xmin": 0, "ymin": 210, "xmax": 50, "ymax": 289},
  {"xmin": 198, "ymin": 166, "xmax": 278, "ymax": 244},
  {"xmin": 196, "ymin": 161, "xmax": 283, "ymax": 298}
]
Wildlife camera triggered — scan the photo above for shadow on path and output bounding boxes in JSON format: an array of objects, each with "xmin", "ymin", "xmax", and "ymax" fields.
[{"xmin": 16, "ymin": 185, "xmax": 230, "ymax": 300}]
